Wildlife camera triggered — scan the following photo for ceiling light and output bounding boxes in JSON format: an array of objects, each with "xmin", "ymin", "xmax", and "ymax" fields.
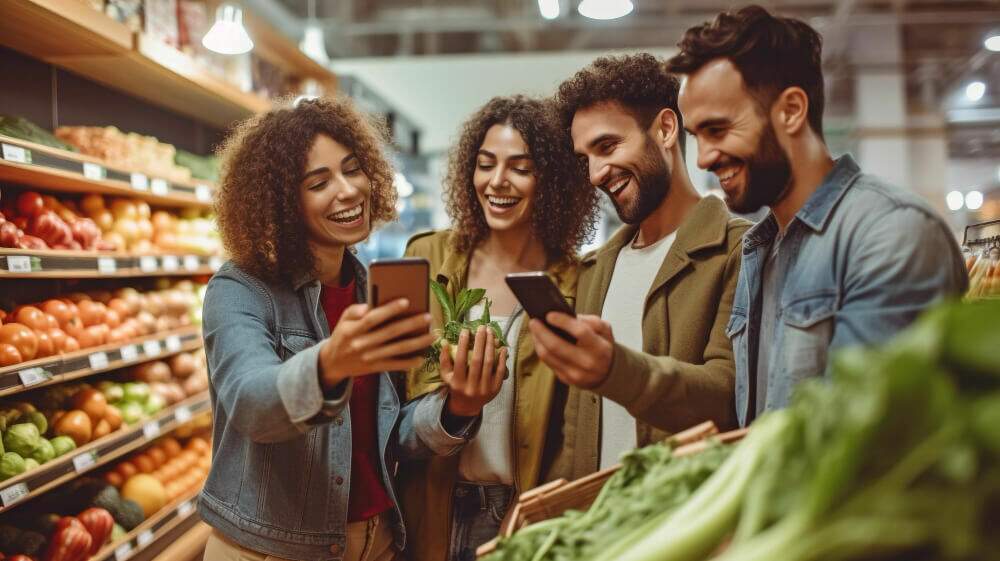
[
  {"xmin": 577, "ymin": 0, "xmax": 634, "ymax": 20},
  {"xmin": 202, "ymin": 3, "xmax": 254, "ymax": 55},
  {"xmin": 986, "ymin": 33, "xmax": 1000, "ymax": 52},
  {"xmin": 300, "ymin": 24, "xmax": 330, "ymax": 64},
  {"xmin": 965, "ymin": 81, "xmax": 986, "ymax": 102},
  {"xmin": 965, "ymin": 190, "xmax": 984, "ymax": 211},
  {"xmin": 946, "ymin": 190, "xmax": 964, "ymax": 211},
  {"xmin": 538, "ymin": 0, "xmax": 560, "ymax": 20}
]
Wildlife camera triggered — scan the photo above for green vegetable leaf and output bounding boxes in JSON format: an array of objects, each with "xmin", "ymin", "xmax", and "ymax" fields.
[{"xmin": 430, "ymin": 279, "xmax": 455, "ymax": 324}]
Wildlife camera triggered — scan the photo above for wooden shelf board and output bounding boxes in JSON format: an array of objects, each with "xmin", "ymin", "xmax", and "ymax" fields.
[{"xmin": 0, "ymin": 0, "xmax": 133, "ymax": 59}]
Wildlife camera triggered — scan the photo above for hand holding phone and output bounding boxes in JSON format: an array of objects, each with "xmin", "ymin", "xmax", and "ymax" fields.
[{"xmin": 505, "ymin": 272, "xmax": 577, "ymax": 343}]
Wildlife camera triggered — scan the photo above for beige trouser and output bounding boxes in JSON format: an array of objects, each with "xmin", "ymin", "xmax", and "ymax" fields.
[{"xmin": 204, "ymin": 515, "xmax": 399, "ymax": 561}]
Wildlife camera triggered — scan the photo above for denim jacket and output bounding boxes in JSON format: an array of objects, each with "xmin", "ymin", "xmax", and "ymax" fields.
[
  {"xmin": 728, "ymin": 155, "xmax": 968, "ymax": 427},
  {"xmin": 198, "ymin": 253, "xmax": 476, "ymax": 561}
]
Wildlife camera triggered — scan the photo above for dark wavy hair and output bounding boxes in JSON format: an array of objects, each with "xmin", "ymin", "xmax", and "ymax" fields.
[
  {"xmin": 555, "ymin": 53, "xmax": 685, "ymax": 151},
  {"xmin": 215, "ymin": 96, "xmax": 396, "ymax": 285},
  {"xmin": 664, "ymin": 5, "xmax": 826, "ymax": 137},
  {"xmin": 445, "ymin": 95, "xmax": 598, "ymax": 261}
]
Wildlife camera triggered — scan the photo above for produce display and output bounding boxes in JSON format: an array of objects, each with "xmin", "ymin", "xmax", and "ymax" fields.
[
  {"xmin": 0, "ymin": 116, "xmax": 77, "ymax": 153},
  {"xmin": 0, "ymin": 282, "xmax": 204, "ymax": 368},
  {"xmin": 1, "ymin": 192, "xmax": 110, "ymax": 251},
  {"xmin": 965, "ymin": 243, "xmax": 999, "ymax": 298},
  {"xmin": 0, "ymin": 501, "xmax": 117, "ymax": 560},
  {"xmin": 421, "ymin": 282, "xmax": 507, "ymax": 379},
  {"xmin": 488, "ymin": 299, "xmax": 1000, "ymax": 561},
  {"xmin": 102, "ymin": 433, "xmax": 211, "ymax": 505},
  {"xmin": 55, "ymin": 127, "xmax": 193, "ymax": 184}
]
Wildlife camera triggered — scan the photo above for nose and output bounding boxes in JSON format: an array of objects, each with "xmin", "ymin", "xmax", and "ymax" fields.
[
  {"xmin": 696, "ymin": 141, "xmax": 720, "ymax": 171},
  {"xmin": 489, "ymin": 166, "xmax": 506, "ymax": 189},
  {"xmin": 335, "ymin": 175, "xmax": 361, "ymax": 199},
  {"xmin": 588, "ymin": 159, "xmax": 611, "ymax": 187}
]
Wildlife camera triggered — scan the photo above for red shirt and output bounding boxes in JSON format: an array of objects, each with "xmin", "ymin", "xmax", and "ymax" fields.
[{"xmin": 320, "ymin": 280, "xmax": 395, "ymax": 522}]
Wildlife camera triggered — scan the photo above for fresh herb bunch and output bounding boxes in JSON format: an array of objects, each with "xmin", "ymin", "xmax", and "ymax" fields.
[{"xmin": 419, "ymin": 279, "xmax": 508, "ymax": 382}]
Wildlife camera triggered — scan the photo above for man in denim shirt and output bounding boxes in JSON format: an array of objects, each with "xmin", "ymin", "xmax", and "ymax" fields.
[{"xmin": 667, "ymin": 5, "xmax": 968, "ymax": 426}]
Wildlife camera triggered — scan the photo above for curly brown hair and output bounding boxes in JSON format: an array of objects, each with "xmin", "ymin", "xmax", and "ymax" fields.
[
  {"xmin": 445, "ymin": 95, "xmax": 598, "ymax": 261},
  {"xmin": 214, "ymin": 96, "xmax": 397, "ymax": 285},
  {"xmin": 555, "ymin": 53, "xmax": 685, "ymax": 151}
]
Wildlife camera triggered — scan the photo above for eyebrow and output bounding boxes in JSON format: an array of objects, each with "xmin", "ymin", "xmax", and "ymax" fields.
[
  {"xmin": 302, "ymin": 154, "xmax": 359, "ymax": 180},
  {"xmin": 685, "ymin": 118, "xmax": 731, "ymax": 135},
  {"xmin": 477, "ymin": 149, "xmax": 532, "ymax": 162},
  {"xmin": 586, "ymin": 133, "xmax": 620, "ymax": 150}
]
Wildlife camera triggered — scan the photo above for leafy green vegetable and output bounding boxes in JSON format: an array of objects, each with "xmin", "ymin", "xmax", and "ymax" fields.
[{"xmin": 418, "ymin": 280, "xmax": 508, "ymax": 382}]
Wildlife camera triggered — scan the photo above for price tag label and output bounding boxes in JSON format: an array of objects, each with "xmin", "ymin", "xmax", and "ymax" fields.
[
  {"xmin": 98, "ymin": 257, "xmax": 117, "ymax": 274},
  {"xmin": 165, "ymin": 335, "xmax": 182, "ymax": 353},
  {"xmin": 73, "ymin": 451, "xmax": 98, "ymax": 473},
  {"xmin": 0, "ymin": 483, "xmax": 29, "ymax": 507},
  {"xmin": 143, "ymin": 339, "xmax": 162, "ymax": 356},
  {"xmin": 120, "ymin": 344, "xmax": 139, "ymax": 362},
  {"xmin": 195, "ymin": 185, "xmax": 212, "ymax": 202},
  {"xmin": 139, "ymin": 256, "xmax": 158, "ymax": 272},
  {"xmin": 130, "ymin": 173, "xmax": 149, "ymax": 191},
  {"xmin": 174, "ymin": 406, "xmax": 192, "ymax": 424},
  {"xmin": 162, "ymin": 255, "xmax": 179, "ymax": 272},
  {"xmin": 209, "ymin": 256, "xmax": 223, "ymax": 271},
  {"xmin": 1, "ymin": 143, "xmax": 30, "ymax": 163},
  {"xmin": 88, "ymin": 352, "xmax": 109, "ymax": 370},
  {"xmin": 115, "ymin": 542, "xmax": 134, "ymax": 561},
  {"xmin": 137, "ymin": 529, "xmax": 155, "ymax": 547},
  {"xmin": 82, "ymin": 162, "xmax": 106, "ymax": 180},
  {"xmin": 18, "ymin": 367, "xmax": 50, "ymax": 388},
  {"xmin": 143, "ymin": 421, "xmax": 160, "ymax": 439},
  {"xmin": 183, "ymin": 255, "xmax": 200, "ymax": 271},
  {"xmin": 151, "ymin": 178, "xmax": 169, "ymax": 196},
  {"xmin": 6, "ymin": 256, "xmax": 31, "ymax": 273},
  {"xmin": 177, "ymin": 500, "xmax": 195, "ymax": 517}
]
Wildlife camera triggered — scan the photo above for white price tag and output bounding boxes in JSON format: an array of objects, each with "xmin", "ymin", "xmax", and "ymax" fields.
[
  {"xmin": 0, "ymin": 483, "xmax": 29, "ymax": 507},
  {"xmin": 82, "ymin": 162, "xmax": 106, "ymax": 180},
  {"xmin": 195, "ymin": 185, "xmax": 212, "ymax": 202},
  {"xmin": 183, "ymin": 255, "xmax": 200, "ymax": 271},
  {"xmin": 6, "ymin": 256, "xmax": 31, "ymax": 273},
  {"xmin": 115, "ymin": 541, "xmax": 134, "ymax": 561},
  {"xmin": 162, "ymin": 255, "xmax": 179, "ymax": 271},
  {"xmin": 130, "ymin": 173, "xmax": 149, "ymax": 191},
  {"xmin": 209, "ymin": 256, "xmax": 223, "ymax": 271},
  {"xmin": 151, "ymin": 178, "xmax": 169, "ymax": 195},
  {"xmin": 18, "ymin": 367, "xmax": 50, "ymax": 387},
  {"xmin": 137, "ymin": 529, "xmax": 155, "ymax": 547},
  {"xmin": 177, "ymin": 500, "xmax": 195, "ymax": 517},
  {"xmin": 72, "ymin": 451, "xmax": 98, "ymax": 473},
  {"xmin": 174, "ymin": 406, "xmax": 192, "ymax": 423},
  {"xmin": 165, "ymin": 335, "xmax": 182, "ymax": 353},
  {"xmin": 143, "ymin": 339, "xmax": 162, "ymax": 356},
  {"xmin": 98, "ymin": 257, "xmax": 117, "ymax": 273},
  {"xmin": 120, "ymin": 344, "xmax": 139, "ymax": 362},
  {"xmin": 139, "ymin": 256, "xmax": 158, "ymax": 272},
  {"xmin": 143, "ymin": 421, "xmax": 160, "ymax": 439},
  {"xmin": 1, "ymin": 143, "xmax": 30, "ymax": 163},
  {"xmin": 88, "ymin": 352, "xmax": 109, "ymax": 370}
]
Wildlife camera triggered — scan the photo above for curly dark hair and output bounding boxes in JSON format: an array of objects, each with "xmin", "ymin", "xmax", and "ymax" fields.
[
  {"xmin": 664, "ymin": 5, "xmax": 825, "ymax": 137},
  {"xmin": 445, "ymin": 95, "xmax": 598, "ymax": 261},
  {"xmin": 555, "ymin": 53, "xmax": 685, "ymax": 151},
  {"xmin": 215, "ymin": 96, "xmax": 397, "ymax": 285}
]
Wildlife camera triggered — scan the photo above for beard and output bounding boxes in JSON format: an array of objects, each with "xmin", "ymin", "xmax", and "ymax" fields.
[
  {"xmin": 724, "ymin": 122, "xmax": 793, "ymax": 214},
  {"xmin": 603, "ymin": 136, "xmax": 671, "ymax": 225}
]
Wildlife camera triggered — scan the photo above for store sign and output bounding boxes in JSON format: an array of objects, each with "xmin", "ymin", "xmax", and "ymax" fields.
[
  {"xmin": 18, "ymin": 367, "xmax": 50, "ymax": 388},
  {"xmin": 6, "ymin": 256, "xmax": 31, "ymax": 273},
  {"xmin": 130, "ymin": 173, "xmax": 149, "ymax": 191},
  {"xmin": 82, "ymin": 162, "xmax": 106, "ymax": 180},
  {"xmin": 0, "ymin": 483, "xmax": 29, "ymax": 507},
  {"xmin": 1, "ymin": 143, "xmax": 30, "ymax": 164}
]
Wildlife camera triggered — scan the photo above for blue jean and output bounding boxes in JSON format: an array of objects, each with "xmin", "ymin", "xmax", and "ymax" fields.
[{"xmin": 448, "ymin": 482, "xmax": 514, "ymax": 561}]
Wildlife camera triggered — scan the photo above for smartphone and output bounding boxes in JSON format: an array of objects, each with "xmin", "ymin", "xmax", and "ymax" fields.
[
  {"xmin": 368, "ymin": 258, "xmax": 431, "ymax": 356},
  {"xmin": 505, "ymin": 272, "xmax": 577, "ymax": 343}
]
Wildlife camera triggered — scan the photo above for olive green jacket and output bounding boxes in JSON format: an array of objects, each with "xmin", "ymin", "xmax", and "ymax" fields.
[
  {"xmin": 544, "ymin": 195, "xmax": 751, "ymax": 482},
  {"xmin": 399, "ymin": 230, "xmax": 578, "ymax": 561}
]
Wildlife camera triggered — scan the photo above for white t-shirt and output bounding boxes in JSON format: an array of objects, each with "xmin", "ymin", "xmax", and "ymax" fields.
[
  {"xmin": 598, "ymin": 231, "xmax": 677, "ymax": 469},
  {"xmin": 457, "ymin": 302, "xmax": 523, "ymax": 484}
]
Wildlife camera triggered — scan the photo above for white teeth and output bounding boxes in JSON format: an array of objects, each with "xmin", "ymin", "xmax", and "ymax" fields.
[
  {"xmin": 329, "ymin": 204, "xmax": 362, "ymax": 222},
  {"xmin": 609, "ymin": 176, "xmax": 630, "ymax": 195},
  {"xmin": 488, "ymin": 195, "xmax": 520, "ymax": 206},
  {"xmin": 716, "ymin": 167, "xmax": 740, "ymax": 182}
]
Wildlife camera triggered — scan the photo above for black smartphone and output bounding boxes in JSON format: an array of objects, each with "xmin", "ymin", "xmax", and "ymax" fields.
[
  {"xmin": 505, "ymin": 272, "xmax": 577, "ymax": 343},
  {"xmin": 368, "ymin": 258, "xmax": 431, "ymax": 357}
]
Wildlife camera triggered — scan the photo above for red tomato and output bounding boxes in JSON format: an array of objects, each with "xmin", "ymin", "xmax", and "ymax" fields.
[
  {"xmin": 63, "ymin": 336, "xmax": 81, "ymax": 353},
  {"xmin": 42, "ymin": 299, "xmax": 74, "ymax": 326},
  {"xmin": 13, "ymin": 305, "xmax": 49, "ymax": 331},
  {"xmin": 34, "ymin": 330, "xmax": 55, "ymax": 358},
  {"xmin": 0, "ymin": 343, "xmax": 22, "ymax": 366},
  {"xmin": 48, "ymin": 327, "xmax": 68, "ymax": 352},
  {"xmin": 77, "ymin": 301, "xmax": 106, "ymax": 327},
  {"xmin": 0, "ymin": 323, "xmax": 37, "ymax": 361},
  {"xmin": 16, "ymin": 191, "xmax": 44, "ymax": 218}
]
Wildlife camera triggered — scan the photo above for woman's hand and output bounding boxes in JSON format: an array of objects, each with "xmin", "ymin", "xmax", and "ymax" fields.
[
  {"xmin": 319, "ymin": 298, "xmax": 435, "ymax": 390},
  {"xmin": 440, "ymin": 325, "xmax": 508, "ymax": 417}
]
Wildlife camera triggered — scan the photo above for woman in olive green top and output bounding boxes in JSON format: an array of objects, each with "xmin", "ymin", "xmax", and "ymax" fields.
[{"xmin": 400, "ymin": 95, "xmax": 598, "ymax": 561}]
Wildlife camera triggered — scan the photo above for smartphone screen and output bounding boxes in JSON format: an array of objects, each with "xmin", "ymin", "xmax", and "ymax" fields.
[{"xmin": 505, "ymin": 272, "xmax": 577, "ymax": 343}]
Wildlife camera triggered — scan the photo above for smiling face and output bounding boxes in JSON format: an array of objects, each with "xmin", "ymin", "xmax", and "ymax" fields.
[
  {"xmin": 472, "ymin": 123, "xmax": 538, "ymax": 232},
  {"xmin": 570, "ymin": 101, "xmax": 670, "ymax": 225},
  {"xmin": 678, "ymin": 58, "xmax": 792, "ymax": 214},
  {"xmin": 300, "ymin": 134, "xmax": 372, "ymax": 250}
]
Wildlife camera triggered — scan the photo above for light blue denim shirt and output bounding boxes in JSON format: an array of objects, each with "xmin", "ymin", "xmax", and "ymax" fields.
[
  {"xmin": 197, "ymin": 252, "xmax": 476, "ymax": 561},
  {"xmin": 727, "ymin": 155, "xmax": 968, "ymax": 427}
]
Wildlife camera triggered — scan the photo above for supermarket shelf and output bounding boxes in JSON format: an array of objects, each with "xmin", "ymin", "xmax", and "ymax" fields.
[
  {"xmin": 0, "ymin": 392, "xmax": 211, "ymax": 514},
  {"xmin": 95, "ymin": 490, "xmax": 205, "ymax": 561},
  {"xmin": 0, "ymin": 0, "xmax": 272, "ymax": 128},
  {"xmin": 150, "ymin": 521, "xmax": 211, "ymax": 561},
  {"xmin": 0, "ymin": 135, "xmax": 214, "ymax": 209},
  {"xmin": 244, "ymin": 13, "xmax": 339, "ymax": 88},
  {"xmin": 0, "ymin": 248, "xmax": 222, "ymax": 279},
  {"xmin": 0, "ymin": 327, "xmax": 202, "ymax": 398}
]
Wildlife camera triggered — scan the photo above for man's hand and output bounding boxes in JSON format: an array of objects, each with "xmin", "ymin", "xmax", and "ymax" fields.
[{"xmin": 528, "ymin": 312, "xmax": 614, "ymax": 389}]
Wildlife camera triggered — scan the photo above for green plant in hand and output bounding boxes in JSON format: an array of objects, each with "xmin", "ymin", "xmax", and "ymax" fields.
[{"xmin": 419, "ymin": 279, "xmax": 507, "ymax": 382}]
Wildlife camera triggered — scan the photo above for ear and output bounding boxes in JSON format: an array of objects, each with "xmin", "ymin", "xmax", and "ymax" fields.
[
  {"xmin": 774, "ymin": 87, "xmax": 809, "ymax": 136},
  {"xmin": 651, "ymin": 108, "xmax": 680, "ymax": 151}
]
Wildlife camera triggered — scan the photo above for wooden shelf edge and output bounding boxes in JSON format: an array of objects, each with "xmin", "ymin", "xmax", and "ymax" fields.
[{"xmin": 95, "ymin": 489, "xmax": 206, "ymax": 561}]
